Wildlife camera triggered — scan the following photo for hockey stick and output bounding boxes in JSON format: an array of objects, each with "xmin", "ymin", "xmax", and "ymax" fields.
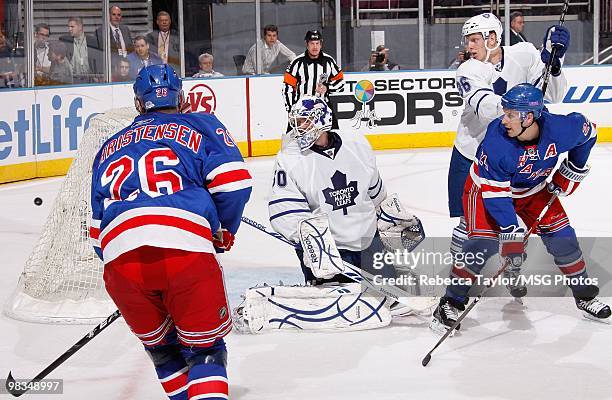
[
  {"xmin": 541, "ymin": 0, "xmax": 570, "ymax": 95},
  {"xmin": 240, "ymin": 216, "xmax": 432, "ymax": 309},
  {"xmin": 421, "ymin": 189, "xmax": 560, "ymax": 367},
  {"xmin": 5, "ymin": 310, "xmax": 121, "ymax": 397}
]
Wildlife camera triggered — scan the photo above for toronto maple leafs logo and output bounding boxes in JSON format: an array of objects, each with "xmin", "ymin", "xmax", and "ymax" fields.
[{"xmin": 322, "ymin": 171, "xmax": 359, "ymax": 215}]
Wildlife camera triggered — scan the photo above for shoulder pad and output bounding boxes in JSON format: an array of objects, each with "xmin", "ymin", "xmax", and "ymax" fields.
[
  {"xmin": 505, "ymin": 41, "xmax": 538, "ymax": 55},
  {"xmin": 456, "ymin": 59, "xmax": 492, "ymax": 79},
  {"xmin": 457, "ymin": 58, "xmax": 489, "ymax": 75}
]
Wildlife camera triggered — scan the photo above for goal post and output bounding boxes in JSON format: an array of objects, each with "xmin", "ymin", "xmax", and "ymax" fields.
[{"xmin": 4, "ymin": 108, "xmax": 138, "ymax": 324}]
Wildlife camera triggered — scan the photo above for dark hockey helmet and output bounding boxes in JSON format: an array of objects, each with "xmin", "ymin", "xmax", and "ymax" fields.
[
  {"xmin": 304, "ymin": 30, "xmax": 322, "ymax": 42},
  {"xmin": 133, "ymin": 64, "xmax": 183, "ymax": 112},
  {"xmin": 501, "ymin": 83, "xmax": 544, "ymax": 119}
]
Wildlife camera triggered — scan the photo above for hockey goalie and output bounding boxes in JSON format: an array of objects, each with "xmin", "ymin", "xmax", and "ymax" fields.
[{"xmin": 234, "ymin": 96, "xmax": 431, "ymax": 334}]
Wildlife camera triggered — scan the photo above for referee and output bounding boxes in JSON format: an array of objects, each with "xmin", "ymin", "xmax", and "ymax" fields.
[{"xmin": 282, "ymin": 30, "xmax": 344, "ymax": 129}]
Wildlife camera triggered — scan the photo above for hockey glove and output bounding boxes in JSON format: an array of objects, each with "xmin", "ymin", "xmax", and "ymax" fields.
[
  {"xmin": 298, "ymin": 215, "xmax": 345, "ymax": 280},
  {"xmin": 541, "ymin": 25, "xmax": 570, "ymax": 76},
  {"xmin": 213, "ymin": 228, "xmax": 235, "ymax": 252},
  {"xmin": 499, "ymin": 227, "xmax": 526, "ymax": 269},
  {"xmin": 377, "ymin": 193, "xmax": 425, "ymax": 252},
  {"xmin": 549, "ymin": 159, "xmax": 590, "ymax": 196}
]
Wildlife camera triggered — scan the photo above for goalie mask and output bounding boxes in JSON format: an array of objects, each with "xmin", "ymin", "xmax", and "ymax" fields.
[{"xmin": 289, "ymin": 96, "xmax": 333, "ymax": 151}]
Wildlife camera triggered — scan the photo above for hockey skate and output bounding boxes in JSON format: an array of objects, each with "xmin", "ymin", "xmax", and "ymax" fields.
[
  {"xmin": 429, "ymin": 297, "xmax": 465, "ymax": 336},
  {"xmin": 575, "ymin": 298, "xmax": 611, "ymax": 324},
  {"xmin": 503, "ymin": 265, "xmax": 527, "ymax": 303}
]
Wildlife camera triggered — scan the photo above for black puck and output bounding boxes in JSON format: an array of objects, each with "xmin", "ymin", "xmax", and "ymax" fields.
[{"xmin": 34, "ymin": 197, "xmax": 43, "ymax": 206}]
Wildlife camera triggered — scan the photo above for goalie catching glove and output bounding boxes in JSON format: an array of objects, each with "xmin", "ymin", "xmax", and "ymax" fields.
[{"xmin": 377, "ymin": 193, "xmax": 425, "ymax": 252}]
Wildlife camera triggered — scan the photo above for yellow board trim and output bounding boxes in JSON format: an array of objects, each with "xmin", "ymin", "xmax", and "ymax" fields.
[
  {"xmin": 365, "ymin": 131, "xmax": 456, "ymax": 150},
  {"xmin": 251, "ymin": 139, "xmax": 282, "ymax": 156},
  {"xmin": 597, "ymin": 126, "xmax": 612, "ymax": 142},
  {"xmin": 236, "ymin": 141, "xmax": 249, "ymax": 157},
  {"xmin": 0, "ymin": 158, "xmax": 74, "ymax": 184},
  {"xmin": 1, "ymin": 128, "xmax": 611, "ymax": 184}
]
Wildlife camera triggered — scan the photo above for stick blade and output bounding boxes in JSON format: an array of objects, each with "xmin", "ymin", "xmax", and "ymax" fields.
[
  {"xmin": 5, "ymin": 371, "xmax": 27, "ymax": 397},
  {"xmin": 422, "ymin": 354, "xmax": 432, "ymax": 367}
]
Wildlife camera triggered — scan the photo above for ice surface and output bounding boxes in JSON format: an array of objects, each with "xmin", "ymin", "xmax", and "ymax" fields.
[{"xmin": 1, "ymin": 146, "xmax": 611, "ymax": 399}]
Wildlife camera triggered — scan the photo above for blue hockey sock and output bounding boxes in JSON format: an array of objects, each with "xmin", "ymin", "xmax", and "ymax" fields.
[
  {"xmin": 182, "ymin": 340, "xmax": 229, "ymax": 399},
  {"xmin": 154, "ymin": 354, "xmax": 189, "ymax": 400}
]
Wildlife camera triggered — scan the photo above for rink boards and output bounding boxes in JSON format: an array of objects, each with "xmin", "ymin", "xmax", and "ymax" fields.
[{"xmin": 0, "ymin": 65, "xmax": 610, "ymax": 183}]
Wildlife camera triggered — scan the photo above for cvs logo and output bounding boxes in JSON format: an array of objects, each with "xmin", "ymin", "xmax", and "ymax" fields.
[{"xmin": 187, "ymin": 83, "xmax": 217, "ymax": 113}]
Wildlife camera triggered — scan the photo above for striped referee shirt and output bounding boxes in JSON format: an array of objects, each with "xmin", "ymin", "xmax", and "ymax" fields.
[{"xmin": 282, "ymin": 51, "xmax": 344, "ymax": 111}]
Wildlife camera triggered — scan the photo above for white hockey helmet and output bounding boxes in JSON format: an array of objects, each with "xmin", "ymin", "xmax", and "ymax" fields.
[{"xmin": 462, "ymin": 13, "xmax": 503, "ymax": 47}]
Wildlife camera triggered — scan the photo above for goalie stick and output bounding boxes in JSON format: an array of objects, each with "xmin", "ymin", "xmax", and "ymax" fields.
[
  {"xmin": 5, "ymin": 310, "xmax": 122, "ymax": 397},
  {"xmin": 541, "ymin": 0, "xmax": 570, "ymax": 95},
  {"xmin": 421, "ymin": 188, "xmax": 560, "ymax": 367},
  {"xmin": 240, "ymin": 216, "xmax": 434, "ymax": 312}
]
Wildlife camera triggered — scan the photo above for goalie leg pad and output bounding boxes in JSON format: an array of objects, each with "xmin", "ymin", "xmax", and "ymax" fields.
[{"xmin": 233, "ymin": 283, "xmax": 391, "ymax": 334}]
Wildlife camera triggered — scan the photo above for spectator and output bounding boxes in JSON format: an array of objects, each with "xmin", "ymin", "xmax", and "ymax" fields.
[
  {"xmin": 361, "ymin": 44, "xmax": 399, "ymax": 71},
  {"xmin": 283, "ymin": 30, "xmax": 344, "ymax": 130},
  {"xmin": 112, "ymin": 56, "xmax": 132, "ymax": 82},
  {"xmin": 128, "ymin": 36, "xmax": 163, "ymax": 79},
  {"xmin": 243, "ymin": 24, "xmax": 296, "ymax": 75},
  {"xmin": 47, "ymin": 40, "xmax": 73, "ymax": 85},
  {"xmin": 0, "ymin": 29, "xmax": 25, "ymax": 88},
  {"xmin": 192, "ymin": 53, "xmax": 223, "ymax": 78},
  {"xmin": 448, "ymin": 45, "xmax": 470, "ymax": 69},
  {"xmin": 34, "ymin": 23, "xmax": 51, "ymax": 80},
  {"xmin": 509, "ymin": 11, "xmax": 528, "ymax": 45},
  {"xmin": 60, "ymin": 16, "xmax": 102, "ymax": 83},
  {"xmin": 0, "ymin": 30, "xmax": 12, "ymax": 57},
  {"xmin": 146, "ymin": 11, "xmax": 180, "ymax": 73},
  {"xmin": 0, "ymin": 30, "xmax": 16, "ymax": 87},
  {"xmin": 95, "ymin": 6, "xmax": 133, "ymax": 60}
]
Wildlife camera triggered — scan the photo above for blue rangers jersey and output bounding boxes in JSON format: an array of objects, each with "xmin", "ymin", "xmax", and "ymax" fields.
[
  {"xmin": 470, "ymin": 111, "xmax": 597, "ymax": 231},
  {"xmin": 90, "ymin": 111, "xmax": 252, "ymax": 263}
]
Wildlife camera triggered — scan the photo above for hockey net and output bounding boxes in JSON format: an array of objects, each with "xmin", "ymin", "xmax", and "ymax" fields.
[{"xmin": 4, "ymin": 107, "xmax": 138, "ymax": 324}]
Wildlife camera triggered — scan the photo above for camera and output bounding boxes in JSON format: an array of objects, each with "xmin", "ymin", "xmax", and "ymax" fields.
[
  {"xmin": 375, "ymin": 52, "xmax": 386, "ymax": 64},
  {"xmin": 462, "ymin": 50, "xmax": 471, "ymax": 60}
]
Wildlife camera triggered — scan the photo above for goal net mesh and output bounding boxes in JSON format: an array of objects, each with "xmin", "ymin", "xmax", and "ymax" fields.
[{"xmin": 4, "ymin": 107, "xmax": 138, "ymax": 324}]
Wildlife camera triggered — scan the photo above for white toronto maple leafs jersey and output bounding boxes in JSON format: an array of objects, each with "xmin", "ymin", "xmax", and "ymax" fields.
[
  {"xmin": 455, "ymin": 42, "xmax": 567, "ymax": 160},
  {"xmin": 269, "ymin": 131, "xmax": 386, "ymax": 251}
]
